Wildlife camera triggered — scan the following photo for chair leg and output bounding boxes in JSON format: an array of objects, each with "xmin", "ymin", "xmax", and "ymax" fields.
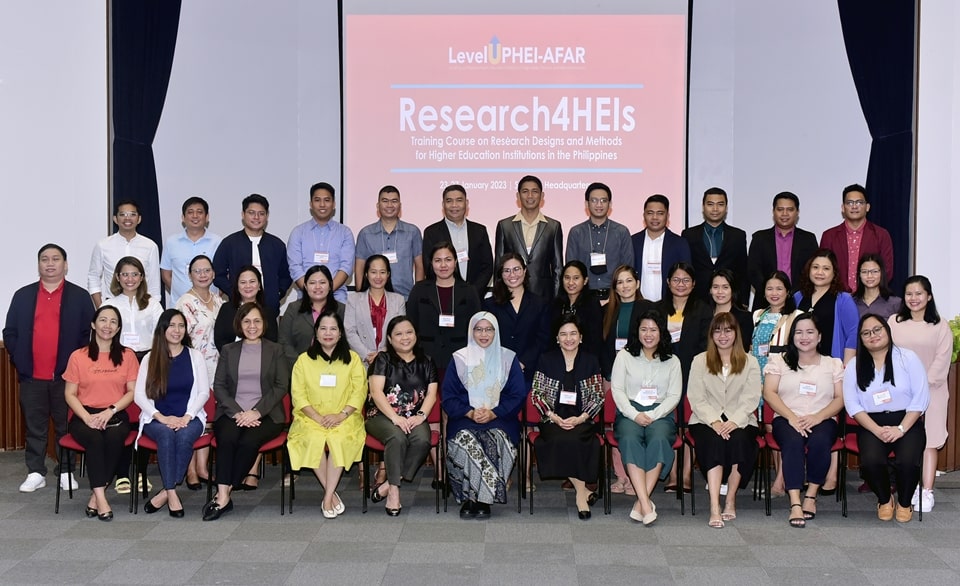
[
  {"xmin": 361, "ymin": 447, "xmax": 369, "ymax": 514},
  {"xmin": 55, "ymin": 446, "xmax": 63, "ymax": 514},
  {"xmin": 206, "ymin": 447, "xmax": 215, "ymax": 504}
]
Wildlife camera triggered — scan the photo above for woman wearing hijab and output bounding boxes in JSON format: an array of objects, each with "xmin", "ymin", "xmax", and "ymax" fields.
[{"xmin": 442, "ymin": 312, "xmax": 526, "ymax": 520}]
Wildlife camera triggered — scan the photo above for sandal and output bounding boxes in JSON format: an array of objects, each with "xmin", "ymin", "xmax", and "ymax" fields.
[
  {"xmin": 114, "ymin": 477, "xmax": 131, "ymax": 495},
  {"xmin": 802, "ymin": 495, "xmax": 817, "ymax": 520},
  {"xmin": 610, "ymin": 480, "xmax": 627, "ymax": 494},
  {"xmin": 239, "ymin": 473, "xmax": 260, "ymax": 491},
  {"xmin": 708, "ymin": 513, "xmax": 725, "ymax": 529},
  {"xmin": 789, "ymin": 504, "xmax": 806, "ymax": 528},
  {"xmin": 663, "ymin": 484, "xmax": 678, "ymax": 494},
  {"xmin": 623, "ymin": 482, "xmax": 636, "ymax": 496},
  {"xmin": 721, "ymin": 510, "xmax": 736, "ymax": 521}
]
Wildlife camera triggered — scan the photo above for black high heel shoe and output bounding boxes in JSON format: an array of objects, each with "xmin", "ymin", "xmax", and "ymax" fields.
[
  {"xmin": 98, "ymin": 510, "xmax": 114, "ymax": 522},
  {"xmin": 587, "ymin": 492, "xmax": 600, "ymax": 506},
  {"xmin": 85, "ymin": 506, "xmax": 98, "ymax": 518},
  {"xmin": 371, "ymin": 482, "xmax": 387, "ymax": 504}
]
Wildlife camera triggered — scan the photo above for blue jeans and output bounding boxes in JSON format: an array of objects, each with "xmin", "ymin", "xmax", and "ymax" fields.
[{"xmin": 143, "ymin": 418, "xmax": 204, "ymax": 490}]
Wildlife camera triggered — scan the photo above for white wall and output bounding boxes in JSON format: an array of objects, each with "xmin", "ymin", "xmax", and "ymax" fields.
[
  {"xmin": 0, "ymin": 1, "xmax": 108, "ymax": 328},
  {"xmin": 917, "ymin": 1, "xmax": 960, "ymax": 317}
]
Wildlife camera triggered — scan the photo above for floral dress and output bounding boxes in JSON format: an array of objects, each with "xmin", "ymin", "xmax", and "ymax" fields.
[{"xmin": 176, "ymin": 291, "xmax": 223, "ymax": 383}]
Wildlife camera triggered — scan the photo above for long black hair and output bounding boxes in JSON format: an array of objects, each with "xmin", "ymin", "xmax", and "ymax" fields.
[
  {"xmin": 88, "ymin": 305, "xmax": 125, "ymax": 367},
  {"xmin": 855, "ymin": 313, "xmax": 895, "ymax": 392},
  {"xmin": 358, "ymin": 254, "xmax": 395, "ymax": 293},
  {"xmin": 852, "ymin": 254, "xmax": 894, "ymax": 302},
  {"xmin": 761, "ymin": 270, "xmax": 797, "ymax": 314},
  {"xmin": 781, "ymin": 312, "xmax": 824, "ymax": 371},
  {"xmin": 491, "ymin": 252, "xmax": 530, "ymax": 304},
  {"xmin": 306, "ymin": 308, "xmax": 352, "ymax": 364},
  {"xmin": 894, "ymin": 275, "xmax": 941, "ymax": 325},
  {"xmin": 624, "ymin": 309, "xmax": 673, "ymax": 361}
]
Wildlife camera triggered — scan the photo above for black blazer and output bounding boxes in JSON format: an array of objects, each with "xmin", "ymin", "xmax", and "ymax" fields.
[
  {"xmin": 631, "ymin": 229, "xmax": 693, "ymax": 301},
  {"xmin": 657, "ymin": 297, "xmax": 713, "ymax": 389},
  {"xmin": 213, "ymin": 303, "xmax": 278, "ymax": 353},
  {"xmin": 3, "ymin": 280, "xmax": 94, "ymax": 382},
  {"xmin": 406, "ymin": 279, "xmax": 481, "ymax": 370},
  {"xmin": 422, "ymin": 219, "xmax": 494, "ymax": 298},
  {"xmin": 681, "ymin": 223, "xmax": 749, "ymax": 307},
  {"xmin": 482, "ymin": 292, "xmax": 550, "ymax": 387},
  {"xmin": 494, "ymin": 215, "xmax": 563, "ymax": 303},
  {"xmin": 213, "ymin": 339, "xmax": 289, "ymax": 424},
  {"xmin": 747, "ymin": 226, "xmax": 819, "ymax": 310}
]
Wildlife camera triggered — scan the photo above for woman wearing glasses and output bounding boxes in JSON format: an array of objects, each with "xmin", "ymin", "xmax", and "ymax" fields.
[{"xmin": 852, "ymin": 255, "xmax": 900, "ymax": 319}]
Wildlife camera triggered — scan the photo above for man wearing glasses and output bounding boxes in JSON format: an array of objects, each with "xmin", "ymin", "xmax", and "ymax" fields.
[
  {"xmin": 86, "ymin": 199, "xmax": 161, "ymax": 307},
  {"xmin": 213, "ymin": 194, "xmax": 291, "ymax": 314},
  {"xmin": 565, "ymin": 182, "xmax": 634, "ymax": 304},
  {"xmin": 819, "ymin": 184, "xmax": 894, "ymax": 292}
]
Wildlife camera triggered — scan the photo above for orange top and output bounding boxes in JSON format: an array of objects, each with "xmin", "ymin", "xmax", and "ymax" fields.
[{"xmin": 63, "ymin": 347, "xmax": 139, "ymax": 408}]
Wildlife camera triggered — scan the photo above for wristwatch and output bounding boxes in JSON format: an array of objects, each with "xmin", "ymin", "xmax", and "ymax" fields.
[
  {"xmin": 416, "ymin": 410, "xmax": 426, "ymax": 418},
  {"xmin": 897, "ymin": 424, "xmax": 905, "ymax": 434},
  {"xmin": 109, "ymin": 405, "xmax": 117, "ymax": 413}
]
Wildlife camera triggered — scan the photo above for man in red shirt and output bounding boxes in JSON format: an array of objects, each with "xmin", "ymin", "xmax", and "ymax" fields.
[
  {"xmin": 3, "ymin": 244, "xmax": 94, "ymax": 492},
  {"xmin": 819, "ymin": 184, "xmax": 895, "ymax": 292}
]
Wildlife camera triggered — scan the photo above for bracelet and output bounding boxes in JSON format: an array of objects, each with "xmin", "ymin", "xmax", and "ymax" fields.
[{"xmin": 341, "ymin": 409, "xmax": 350, "ymax": 417}]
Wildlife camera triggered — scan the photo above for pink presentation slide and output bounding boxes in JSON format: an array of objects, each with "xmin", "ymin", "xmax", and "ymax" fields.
[{"xmin": 344, "ymin": 14, "xmax": 687, "ymax": 238}]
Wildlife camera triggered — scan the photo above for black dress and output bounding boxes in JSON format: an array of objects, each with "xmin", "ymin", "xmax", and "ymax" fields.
[{"xmin": 530, "ymin": 350, "xmax": 604, "ymax": 481}]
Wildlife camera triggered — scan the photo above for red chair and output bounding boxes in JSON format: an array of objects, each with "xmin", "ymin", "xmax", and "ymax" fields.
[
  {"xmin": 132, "ymin": 394, "xmax": 216, "ymax": 513},
  {"xmin": 761, "ymin": 402, "xmax": 843, "ymax": 516},
  {"xmin": 206, "ymin": 393, "xmax": 294, "ymax": 514},
  {"xmin": 55, "ymin": 402, "xmax": 140, "ymax": 514},
  {"xmin": 361, "ymin": 397, "xmax": 444, "ymax": 514}
]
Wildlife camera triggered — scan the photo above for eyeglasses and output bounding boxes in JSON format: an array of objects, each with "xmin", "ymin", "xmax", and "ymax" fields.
[
  {"xmin": 502, "ymin": 266, "xmax": 524, "ymax": 275},
  {"xmin": 860, "ymin": 326, "xmax": 885, "ymax": 339},
  {"xmin": 859, "ymin": 269, "xmax": 881, "ymax": 276},
  {"xmin": 191, "ymin": 268, "xmax": 213, "ymax": 275},
  {"xmin": 245, "ymin": 210, "xmax": 267, "ymax": 217},
  {"xmin": 473, "ymin": 327, "xmax": 495, "ymax": 334},
  {"xmin": 116, "ymin": 211, "xmax": 139, "ymax": 218},
  {"xmin": 844, "ymin": 200, "xmax": 867, "ymax": 207},
  {"xmin": 588, "ymin": 198, "xmax": 609, "ymax": 205},
  {"xmin": 713, "ymin": 327, "xmax": 735, "ymax": 334},
  {"xmin": 670, "ymin": 277, "xmax": 692, "ymax": 285},
  {"xmin": 118, "ymin": 272, "xmax": 141, "ymax": 279}
]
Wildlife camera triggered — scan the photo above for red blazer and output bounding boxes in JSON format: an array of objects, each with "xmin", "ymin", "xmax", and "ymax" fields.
[{"xmin": 819, "ymin": 220, "xmax": 894, "ymax": 290}]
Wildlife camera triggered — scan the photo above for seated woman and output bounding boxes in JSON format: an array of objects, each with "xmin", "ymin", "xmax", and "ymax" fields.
[
  {"xmin": 843, "ymin": 314, "xmax": 930, "ymax": 522},
  {"xmin": 687, "ymin": 312, "xmax": 762, "ymax": 528},
  {"xmin": 610, "ymin": 309, "xmax": 682, "ymax": 526},
  {"xmin": 762, "ymin": 313, "xmax": 844, "ymax": 528},
  {"xmin": 443, "ymin": 312, "xmax": 526, "ymax": 519},
  {"xmin": 345, "ymin": 254, "xmax": 406, "ymax": 369},
  {"xmin": 531, "ymin": 314, "xmax": 604, "ymax": 519},
  {"xmin": 287, "ymin": 309, "xmax": 367, "ymax": 519},
  {"xmin": 63, "ymin": 305, "xmax": 139, "ymax": 520},
  {"xmin": 366, "ymin": 317, "xmax": 438, "ymax": 516},
  {"xmin": 204, "ymin": 302, "xmax": 289, "ymax": 521},
  {"xmin": 134, "ymin": 309, "xmax": 210, "ymax": 518},
  {"xmin": 214, "ymin": 265, "xmax": 279, "ymax": 352}
]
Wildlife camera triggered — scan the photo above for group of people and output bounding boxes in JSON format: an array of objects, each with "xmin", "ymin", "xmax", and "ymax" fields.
[{"xmin": 2, "ymin": 175, "xmax": 949, "ymax": 528}]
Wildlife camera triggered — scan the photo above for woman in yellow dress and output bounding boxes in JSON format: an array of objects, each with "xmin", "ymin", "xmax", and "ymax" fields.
[{"xmin": 287, "ymin": 308, "xmax": 367, "ymax": 518}]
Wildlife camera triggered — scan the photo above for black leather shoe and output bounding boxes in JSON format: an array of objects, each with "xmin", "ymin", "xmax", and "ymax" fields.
[
  {"xmin": 202, "ymin": 500, "xmax": 232, "ymax": 521},
  {"xmin": 474, "ymin": 502, "xmax": 491, "ymax": 519},
  {"xmin": 459, "ymin": 500, "xmax": 477, "ymax": 519},
  {"xmin": 587, "ymin": 492, "xmax": 600, "ymax": 506},
  {"xmin": 169, "ymin": 508, "xmax": 185, "ymax": 518},
  {"xmin": 143, "ymin": 494, "xmax": 166, "ymax": 514},
  {"xmin": 385, "ymin": 506, "xmax": 402, "ymax": 517},
  {"xmin": 85, "ymin": 506, "xmax": 98, "ymax": 518},
  {"xmin": 431, "ymin": 479, "xmax": 446, "ymax": 490},
  {"xmin": 371, "ymin": 482, "xmax": 386, "ymax": 504},
  {"xmin": 577, "ymin": 509, "xmax": 591, "ymax": 520},
  {"xmin": 98, "ymin": 510, "xmax": 114, "ymax": 522}
]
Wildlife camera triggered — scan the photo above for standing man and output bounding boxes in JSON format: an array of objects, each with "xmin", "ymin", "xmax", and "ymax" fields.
[
  {"xmin": 160, "ymin": 196, "xmax": 222, "ymax": 308},
  {"xmin": 287, "ymin": 182, "xmax": 355, "ymax": 302},
  {"xmin": 494, "ymin": 175, "xmax": 563, "ymax": 302},
  {"xmin": 354, "ymin": 185, "xmax": 423, "ymax": 298},
  {"xmin": 87, "ymin": 200, "xmax": 161, "ymax": 307},
  {"xmin": 422, "ymin": 184, "xmax": 494, "ymax": 298},
  {"xmin": 631, "ymin": 194, "xmax": 692, "ymax": 302},
  {"xmin": 819, "ymin": 183, "xmax": 895, "ymax": 292},
  {"xmin": 682, "ymin": 187, "xmax": 749, "ymax": 306},
  {"xmin": 747, "ymin": 191, "xmax": 819, "ymax": 308},
  {"xmin": 565, "ymin": 182, "xmax": 634, "ymax": 303},
  {"xmin": 4, "ymin": 244, "xmax": 94, "ymax": 492},
  {"xmin": 213, "ymin": 194, "xmax": 291, "ymax": 315}
]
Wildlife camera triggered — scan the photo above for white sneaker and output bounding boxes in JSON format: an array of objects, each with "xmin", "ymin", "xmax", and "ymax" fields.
[
  {"xmin": 911, "ymin": 486, "xmax": 920, "ymax": 508},
  {"xmin": 919, "ymin": 489, "xmax": 935, "ymax": 513},
  {"xmin": 59, "ymin": 472, "xmax": 78, "ymax": 491},
  {"xmin": 19, "ymin": 472, "xmax": 46, "ymax": 493}
]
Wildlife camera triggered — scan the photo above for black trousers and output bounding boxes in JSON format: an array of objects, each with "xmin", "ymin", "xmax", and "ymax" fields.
[
  {"xmin": 67, "ymin": 410, "xmax": 130, "ymax": 489},
  {"xmin": 857, "ymin": 410, "xmax": 925, "ymax": 508},
  {"xmin": 19, "ymin": 378, "xmax": 71, "ymax": 475},
  {"xmin": 213, "ymin": 416, "xmax": 284, "ymax": 487}
]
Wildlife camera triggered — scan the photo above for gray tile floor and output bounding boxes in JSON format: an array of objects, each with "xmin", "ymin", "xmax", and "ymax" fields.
[{"xmin": 1, "ymin": 450, "xmax": 958, "ymax": 585}]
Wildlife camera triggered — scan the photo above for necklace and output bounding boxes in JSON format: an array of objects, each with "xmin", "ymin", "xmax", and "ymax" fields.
[{"xmin": 191, "ymin": 287, "xmax": 212, "ymax": 305}]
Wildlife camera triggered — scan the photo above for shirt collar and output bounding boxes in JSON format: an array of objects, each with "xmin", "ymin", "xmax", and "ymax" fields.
[
  {"xmin": 703, "ymin": 222, "xmax": 725, "ymax": 235},
  {"xmin": 513, "ymin": 211, "xmax": 546, "ymax": 226}
]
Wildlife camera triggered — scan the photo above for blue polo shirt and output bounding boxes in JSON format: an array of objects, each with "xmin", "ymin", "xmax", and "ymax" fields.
[
  {"xmin": 354, "ymin": 219, "xmax": 422, "ymax": 298},
  {"xmin": 287, "ymin": 218, "xmax": 355, "ymax": 302}
]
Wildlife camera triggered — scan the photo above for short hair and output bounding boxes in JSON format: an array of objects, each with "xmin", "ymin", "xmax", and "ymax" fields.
[
  {"xmin": 761, "ymin": 270, "xmax": 797, "ymax": 313},
  {"xmin": 772, "ymin": 191, "xmax": 800, "ymax": 209},
  {"xmin": 518, "ymin": 175, "xmax": 543, "ymax": 191},
  {"xmin": 585, "ymin": 182, "xmax": 611, "ymax": 201},
  {"xmin": 384, "ymin": 316, "xmax": 426, "ymax": 362},
  {"xmin": 442, "ymin": 184, "xmax": 466, "ymax": 198},
  {"xmin": 644, "ymin": 194, "xmax": 670, "ymax": 210},
  {"xmin": 491, "ymin": 253, "xmax": 529, "ymax": 304},
  {"xmin": 378, "ymin": 185, "xmax": 400, "ymax": 199},
  {"xmin": 556, "ymin": 260, "xmax": 590, "ymax": 301},
  {"xmin": 231, "ymin": 265, "xmax": 265, "ymax": 307},
  {"xmin": 233, "ymin": 302, "xmax": 264, "ymax": 339},
  {"xmin": 624, "ymin": 309, "xmax": 673, "ymax": 361},
  {"xmin": 188, "ymin": 254, "xmax": 213, "ymax": 274},
  {"xmin": 110, "ymin": 256, "xmax": 151, "ymax": 309},
  {"xmin": 702, "ymin": 187, "xmax": 727, "ymax": 204},
  {"xmin": 299, "ymin": 264, "xmax": 337, "ymax": 314},
  {"xmin": 842, "ymin": 183, "xmax": 867, "ymax": 201},
  {"xmin": 181, "ymin": 196, "xmax": 209, "ymax": 215},
  {"xmin": 37, "ymin": 243, "xmax": 67, "ymax": 261},
  {"xmin": 242, "ymin": 194, "xmax": 269, "ymax": 212},
  {"xmin": 428, "ymin": 241, "xmax": 462, "ymax": 280},
  {"xmin": 114, "ymin": 199, "xmax": 140, "ymax": 215},
  {"xmin": 799, "ymin": 248, "xmax": 844, "ymax": 297},
  {"xmin": 781, "ymin": 312, "xmax": 823, "ymax": 371},
  {"xmin": 310, "ymin": 182, "xmax": 335, "ymax": 198}
]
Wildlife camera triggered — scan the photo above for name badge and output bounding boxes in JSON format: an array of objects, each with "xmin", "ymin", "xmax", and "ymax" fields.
[
  {"xmin": 670, "ymin": 329, "xmax": 681, "ymax": 343},
  {"xmin": 615, "ymin": 338, "xmax": 627, "ymax": 351},
  {"xmin": 320, "ymin": 374, "xmax": 337, "ymax": 387},
  {"xmin": 438, "ymin": 314, "xmax": 455, "ymax": 328},
  {"xmin": 647, "ymin": 261, "xmax": 661, "ymax": 275},
  {"xmin": 559, "ymin": 390, "xmax": 578, "ymax": 405},
  {"xmin": 590, "ymin": 252, "xmax": 607, "ymax": 267},
  {"xmin": 636, "ymin": 386, "xmax": 658, "ymax": 406},
  {"xmin": 457, "ymin": 249, "xmax": 469, "ymax": 263},
  {"xmin": 314, "ymin": 251, "xmax": 329, "ymax": 264},
  {"xmin": 872, "ymin": 389, "xmax": 892, "ymax": 406},
  {"xmin": 758, "ymin": 344, "xmax": 770, "ymax": 357},
  {"xmin": 798, "ymin": 382, "xmax": 817, "ymax": 396},
  {"xmin": 121, "ymin": 333, "xmax": 140, "ymax": 347},
  {"xmin": 383, "ymin": 251, "xmax": 398, "ymax": 264}
]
